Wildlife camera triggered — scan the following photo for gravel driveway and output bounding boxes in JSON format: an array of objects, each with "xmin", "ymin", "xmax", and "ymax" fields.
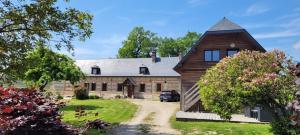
[{"xmin": 108, "ymin": 99, "xmax": 180, "ymax": 135}]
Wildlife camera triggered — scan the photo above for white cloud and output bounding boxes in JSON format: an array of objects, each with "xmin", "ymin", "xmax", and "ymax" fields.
[
  {"xmin": 253, "ymin": 31, "xmax": 300, "ymax": 39},
  {"xmin": 293, "ymin": 41, "xmax": 300, "ymax": 50},
  {"xmin": 245, "ymin": 4, "xmax": 269, "ymax": 16}
]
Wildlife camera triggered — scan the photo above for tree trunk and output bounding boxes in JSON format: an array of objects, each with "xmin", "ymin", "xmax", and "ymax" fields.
[{"xmin": 39, "ymin": 81, "xmax": 48, "ymax": 92}]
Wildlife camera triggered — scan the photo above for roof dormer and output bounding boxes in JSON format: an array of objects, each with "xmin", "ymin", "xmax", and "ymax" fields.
[
  {"xmin": 91, "ymin": 65, "xmax": 101, "ymax": 75},
  {"xmin": 139, "ymin": 65, "xmax": 149, "ymax": 75}
]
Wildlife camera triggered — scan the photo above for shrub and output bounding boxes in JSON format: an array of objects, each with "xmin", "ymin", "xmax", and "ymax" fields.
[
  {"xmin": 0, "ymin": 86, "xmax": 78, "ymax": 135},
  {"xmin": 115, "ymin": 95, "xmax": 122, "ymax": 99},
  {"xmin": 74, "ymin": 86, "xmax": 88, "ymax": 100},
  {"xmin": 89, "ymin": 95, "xmax": 100, "ymax": 99},
  {"xmin": 198, "ymin": 50, "xmax": 300, "ymax": 135}
]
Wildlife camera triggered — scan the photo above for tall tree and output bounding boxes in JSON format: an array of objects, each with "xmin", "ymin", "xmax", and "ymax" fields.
[
  {"xmin": 158, "ymin": 32, "xmax": 200, "ymax": 57},
  {"xmin": 0, "ymin": 0, "xmax": 93, "ymax": 83},
  {"xmin": 118, "ymin": 27, "xmax": 158, "ymax": 58},
  {"xmin": 24, "ymin": 45, "xmax": 85, "ymax": 91}
]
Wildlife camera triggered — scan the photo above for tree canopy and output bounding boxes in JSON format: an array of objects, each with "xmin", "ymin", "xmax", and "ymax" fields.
[
  {"xmin": 24, "ymin": 45, "xmax": 85, "ymax": 91},
  {"xmin": 198, "ymin": 50, "xmax": 300, "ymax": 134},
  {"xmin": 118, "ymin": 26, "xmax": 200, "ymax": 58},
  {"xmin": 158, "ymin": 32, "xmax": 200, "ymax": 57},
  {"xmin": 0, "ymin": 0, "xmax": 93, "ymax": 83},
  {"xmin": 118, "ymin": 27, "xmax": 158, "ymax": 58}
]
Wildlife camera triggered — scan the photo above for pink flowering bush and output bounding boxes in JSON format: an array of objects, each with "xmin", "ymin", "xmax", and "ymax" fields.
[{"xmin": 199, "ymin": 50, "xmax": 300, "ymax": 135}]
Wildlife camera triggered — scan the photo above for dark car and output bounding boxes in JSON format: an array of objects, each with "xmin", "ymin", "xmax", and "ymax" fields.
[{"xmin": 159, "ymin": 90, "xmax": 180, "ymax": 102}]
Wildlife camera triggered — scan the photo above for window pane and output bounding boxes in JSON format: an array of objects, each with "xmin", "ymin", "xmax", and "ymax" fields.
[
  {"xmin": 212, "ymin": 50, "xmax": 220, "ymax": 61},
  {"xmin": 91, "ymin": 83, "xmax": 96, "ymax": 91},
  {"xmin": 140, "ymin": 84, "xmax": 145, "ymax": 92},
  {"xmin": 227, "ymin": 50, "xmax": 238, "ymax": 57},
  {"xmin": 156, "ymin": 83, "xmax": 161, "ymax": 92},
  {"xmin": 102, "ymin": 83, "xmax": 107, "ymax": 91},
  {"xmin": 204, "ymin": 51, "xmax": 212, "ymax": 61},
  {"xmin": 117, "ymin": 83, "xmax": 123, "ymax": 91}
]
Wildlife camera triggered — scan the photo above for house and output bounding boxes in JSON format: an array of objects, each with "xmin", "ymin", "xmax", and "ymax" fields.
[
  {"xmin": 52, "ymin": 51, "xmax": 181, "ymax": 99},
  {"xmin": 174, "ymin": 17, "xmax": 268, "ymax": 120}
]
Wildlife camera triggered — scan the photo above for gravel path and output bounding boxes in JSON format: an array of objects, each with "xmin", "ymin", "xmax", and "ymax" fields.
[{"xmin": 108, "ymin": 99, "xmax": 180, "ymax": 135}]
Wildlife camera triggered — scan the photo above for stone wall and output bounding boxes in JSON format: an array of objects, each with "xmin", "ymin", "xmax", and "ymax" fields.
[{"xmin": 50, "ymin": 76, "xmax": 181, "ymax": 100}]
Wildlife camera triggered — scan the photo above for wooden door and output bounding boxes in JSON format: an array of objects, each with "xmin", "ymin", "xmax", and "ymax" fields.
[{"xmin": 127, "ymin": 85, "xmax": 134, "ymax": 98}]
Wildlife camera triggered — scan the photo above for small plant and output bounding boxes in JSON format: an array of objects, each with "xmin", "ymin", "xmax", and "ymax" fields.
[
  {"xmin": 56, "ymin": 92, "xmax": 64, "ymax": 99},
  {"xmin": 89, "ymin": 95, "xmax": 100, "ymax": 99},
  {"xmin": 115, "ymin": 95, "xmax": 122, "ymax": 99},
  {"xmin": 74, "ymin": 85, "xmax": 88, "ymax": 99},
  {"xmin": 75, "ymin": 106, "xmax": 87, "ymax": 118}
]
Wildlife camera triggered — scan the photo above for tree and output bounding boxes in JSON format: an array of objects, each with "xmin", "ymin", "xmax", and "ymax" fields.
[
  {"xmin": 24, "ymin": 45, "xmax": 85, "ymax": 91},
  {"xmin": 158, "ymin": 32, "xmax": 200, "ymax": 57},
  {"xmin": 0, "ymin": 0, "xmax": 93, "ymax": 83},
  {"xmin": 118, "ymin": 27, "xmax": 158, "ymax": 58},
  {"xmin": 198, "ymin": 50, "xmax": 300, "ymax": 135}
]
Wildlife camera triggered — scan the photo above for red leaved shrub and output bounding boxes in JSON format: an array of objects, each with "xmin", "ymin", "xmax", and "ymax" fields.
[{"xmin": 0, "ymin": 86, "xmax": 78, "ymax": 135}]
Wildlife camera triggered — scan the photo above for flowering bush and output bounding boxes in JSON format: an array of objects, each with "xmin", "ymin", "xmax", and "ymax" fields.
[
  {"xmin": 0, "ymin": 86, "xmax": 78, "ymax": 135},
  {"xmin": 198, "ymin": 50, "xmax": 300, "ymax": 135}
]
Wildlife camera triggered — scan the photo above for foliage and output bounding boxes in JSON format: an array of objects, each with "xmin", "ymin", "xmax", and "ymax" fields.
[
  {"xmin": 74, "ymin": 86, "xmax": 88, "ymax": 100},
  {"xmin": 158, "ymin": 32, "xmax": 201, "ymax": 57},
  {"xmin": 89, "ymin": 95, "xmax": 100, "ymax": 99},
  {"xmin": 0, "ymin": 0, "xmax": 93, "ymax": 83},
  {"xmin": 118, "ymin": 26, "xmax": 200, "ymax": 58},
  {"xmin": 0, "ymin": 86, "xmax": 78, "ymax": 135},
  {"xmin": 198, "ymin": 50, "xmax": 300, "ymax": 134},
  {"xmin": 62, "ymin": 99, "xmax": 138, "ymax": 126},
  {"xmin": 118, "ymin": 27, "xmax": 158, "ymax": 58},
  {"xmin": 24, "ymin": 46, "xmax": 85, "ymax": 91},
  {"xmin": 170, "ymin": 116, "xmax": 272, "ymax": 135}
]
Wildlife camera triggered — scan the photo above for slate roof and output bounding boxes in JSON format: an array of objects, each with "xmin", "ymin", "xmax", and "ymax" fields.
[
  {"xmin": 208, "ymin": 17, "xmax": 244, "ymax": 31},
  {"xmin": 76, "ymin": 57, "xmax": 180, "ymax": 77}
]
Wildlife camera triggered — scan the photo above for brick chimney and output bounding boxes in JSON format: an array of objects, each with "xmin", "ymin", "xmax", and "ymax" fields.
[{"xmin": 151, "ymin": 49, "xmax": 157, "ymax": 63}]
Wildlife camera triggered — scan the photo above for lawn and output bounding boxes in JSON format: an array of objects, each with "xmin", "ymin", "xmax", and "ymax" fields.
[
  {"xmin": 62, "ymin": 99, "xmax": 138, "ymax": 126},
  {"xmin": 170, "ymin": 117, "xmax": 273, "ymax": 135}
]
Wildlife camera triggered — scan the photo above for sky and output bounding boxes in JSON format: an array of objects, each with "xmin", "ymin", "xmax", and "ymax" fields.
[{"xmin": 57, "ymin": 0, "xmax": 300, "ymax": 61}]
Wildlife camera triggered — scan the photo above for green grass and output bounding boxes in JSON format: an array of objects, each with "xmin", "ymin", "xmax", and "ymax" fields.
[
  {"xmin": 62, "ymin": 99, "xmax": 138, "ymax": 126},
  {"xmin": 170, "ymin": 116, "xmax": 273, "ymax": 135}
]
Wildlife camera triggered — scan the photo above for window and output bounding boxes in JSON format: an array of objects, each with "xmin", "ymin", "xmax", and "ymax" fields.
[
  {"xmin": 91, "ymin": 66, "xmax": 101, "ymax": 75},
  {"xmin": 102, "ymin": 83, "xmax": 107, "ymax": 91},
  {"xmin": 140, "ymin": 84, "xmax": 145, "ymax": 92},
  {"xmin": 156, "ymin": 83, "xmax": 162, "ymax": 92},
  {"xmin": 117, "ymin": 83, "xmax": 123, "ymax": 91},
  {"xmin": 139, "ymin": 67, "xmax": 149, "ymax": 75},
  {"xmin": 204, "ymin": 50, "xmax": 220, "ymax": 62},
  {"xmin": 84, "ymin": 83, "xmax": 90, "ymax": 91},
  {"xmin": 91, "ymin": 83, "xmax": 96, "ymax": 91},
  {"xmin": 227, "ymin": 49, "xmax": 239, "ymax": 57}
]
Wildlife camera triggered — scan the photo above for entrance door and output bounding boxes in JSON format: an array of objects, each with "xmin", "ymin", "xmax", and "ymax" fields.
[{"xmin": 127, "ymin": 85, "xmax": 134, "ymax": 98}]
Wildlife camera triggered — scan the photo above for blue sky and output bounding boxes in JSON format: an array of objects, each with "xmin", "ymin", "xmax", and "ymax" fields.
[{"xmin": 57, "ymin": 0, "xmax": 300, "ymax": 61}]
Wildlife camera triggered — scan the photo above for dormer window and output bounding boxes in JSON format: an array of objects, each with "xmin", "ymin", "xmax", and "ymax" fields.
[
  {"xmin": 139, "ymin": 67, "xmax": 149, "ymax": 75},
  {"xmin": 91, "ymin": 66, "xmax": 101, "ymax": 75}
]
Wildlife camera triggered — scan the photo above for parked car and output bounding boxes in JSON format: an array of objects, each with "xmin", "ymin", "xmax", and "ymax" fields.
[{"xmin": 159, "ymin": 90, "xmax": 180, "ymax": 102}]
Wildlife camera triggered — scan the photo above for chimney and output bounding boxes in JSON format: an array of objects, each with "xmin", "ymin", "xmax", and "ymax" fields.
[
  {"xmin": 151, "ymin": 49, "xmax": 157, "ymax": 63},
  {"xmin": 179, "ymin": 52, "xmax": 183, "ymax": 60}
]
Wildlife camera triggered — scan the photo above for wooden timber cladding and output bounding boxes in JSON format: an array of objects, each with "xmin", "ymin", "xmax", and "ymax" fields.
[{"xmin": 177, "ymin": 33, "xmax": 265, "ymax": 94}]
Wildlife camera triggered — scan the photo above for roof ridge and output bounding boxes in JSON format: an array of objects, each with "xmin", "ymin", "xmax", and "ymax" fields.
[
  {"xmin": 208, "ymin": 17, "xmax": 244, "ymax": 31},
  {"xmin": 76, "ymin": 57, "xmax": 179, "ymax": 61}
]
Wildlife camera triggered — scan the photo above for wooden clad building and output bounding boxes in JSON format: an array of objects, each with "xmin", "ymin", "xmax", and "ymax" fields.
[{"xmin": 174, "ymin": 17, "xmax": 266, "ymax": 112}]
